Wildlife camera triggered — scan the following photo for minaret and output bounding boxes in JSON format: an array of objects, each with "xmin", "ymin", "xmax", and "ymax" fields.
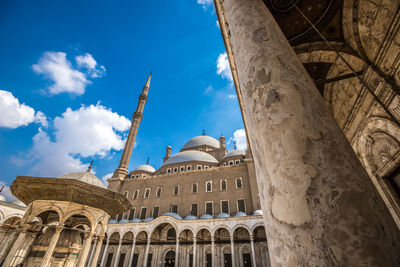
[{"xmin": 112, "ymin": 73, "xmax": 151, "ymax": 179}]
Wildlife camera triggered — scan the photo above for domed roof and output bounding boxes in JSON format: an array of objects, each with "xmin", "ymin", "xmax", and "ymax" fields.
[
  {"xmin": 59, "ymin": 171, "xmax": 106, "ymax": 189},
  {"xmin": 200, "ymin": 214, "xmax": 213, "ymax": 219},
  {"xmin": 133, "ymin": 165, "xmax": 156, "ymax": 173},
  {"xmin": 235, "ymin": 211, "xmax": 246, "ymax": 217},
  {"xmin": 163, "ymin": 150, "xmax": 218, "ymax": 166},
  {"xmin": 0, "ymin": 194, "xmax": 5, "ymax": 202},
  {"xmin": 182, "ymin": 136, "xmax": 220, "ymax": 150},
  {"xmin": 223, "ymin": 150, "xmax": 246, "ymax": 159},
  {"xmin": 184, "ymin": 215, "xmax": 197, "ymax": 220},
  {"xmin": 216, "ymin": 213, "xmax": 230, "ymax": 218},
  {"xmin": 162, "ymin": 212, "xmax": 183, "ymax": 220},
  {"xmin": 11, "ymin": 199, "xmax": 26, "ymax": 207}
]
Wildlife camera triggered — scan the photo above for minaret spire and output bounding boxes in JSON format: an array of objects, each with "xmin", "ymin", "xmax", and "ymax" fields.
[{"xmin": 112, "ymin": 73, "xmax": 151, "ymax": 179}]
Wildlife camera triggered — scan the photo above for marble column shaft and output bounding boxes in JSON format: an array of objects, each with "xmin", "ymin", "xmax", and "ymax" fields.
[
  {"xmin": 77, "ymin": 232, "xmax": 94, "ymax": 267},
  {"xmin": 250, "ymin": 235, "xmax": 256, "ymax": 267},
  {"xmin": 175, "ymin": 239, "xmax": 179, "ymax": 267},
  {"xmin": 42, "ymin": 225, "xmax": 63, "ymax": 267},
  {"xmin": 211, "ymin": 237, "xmax": 215, "ymax": 267},
  {"xmin": 193, "ymin": 237, "xmax": 197, "ymax": 267},
  {"xmin": 214, "ymin": 0, "xmax": 400, "ymax": 265},
  {"xmin": 87, "ymin": 236, "xmax": 97, "ymax": 266},
  {"xmin": 143, "ymin": 238, "xmax": 151, "ymax": 267},
  {"xmin": 128, "ymin": 238, "xmax": 136, "ymax": 267},
  {"xmin": 100, "ymin": 239, "xmax": 110, "ymax": 267},
  {"xmin": 230, "ymin": 236, "xmax": 235, "ymax": 267},
  {"xmin": 113, "ymin": 239, "xmax": 122, "ymax": 267},
  {"xmin": 90, "ymin": 235, "xmax": 105, "ymax": 267}
]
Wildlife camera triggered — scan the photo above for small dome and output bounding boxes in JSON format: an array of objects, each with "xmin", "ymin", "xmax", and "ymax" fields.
[
  {"xmin": 163, "ymin": 150, "xmax": 218, "ymax": 166},
  {"xmin": 11, "ymin": 199, "xmax": 26, "ymax": 207},
  {"xmin": 253, "ymin": 210, "xmax": 263, "ymax": 215},
  {"xmin": 131, "ymin": 218, "xmax": 142, "ymax": 223},
  {"xmin": 223, "ymin": 150, "xmax": 245, "ymax": 159},
  {"xmin": 182, "ymin": 136, "xmax": 220, "ymax": 150},
  {"xmin": 119, "ymin": 219, "xmax": 129, "ymax": 223},
  {"xmin": 144, "ymin": 217, "xmax": 154, "ymax": 222},
  {"xmin": 108, "ymin": 219, "xmax": 117, "ymax": 224},
  {"xmin": 200, "ymin": 214, "xmax": 213, "ymax": 219},
  {"xmin": 162, "ymin": 212, "xmax": 183, "ymax": 220},
  {"xmin": 184, "ymin": 215, "xmax": 197, "ymax": 220},
  {"xmin": 133, "ymin": 165, "xmax": 156, "ymax": 173},
  {"xmin": 216, "ymin": 213, "xmax": 230, "ymax": 218},
  {"xmin": 235, "ymin": 212, "xmax": 246, "ymax": 217},
  {"xmin": 59, "ymin": 171, "xmax": 106, "ymax": 189},
  {"xmin": 0, "ymin": 194, "xmax": 6, "ymax": 202}
]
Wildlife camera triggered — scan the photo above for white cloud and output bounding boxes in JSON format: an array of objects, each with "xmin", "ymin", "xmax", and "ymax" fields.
[
  {"xmin": 203, "ymin": 85, "xmax": 214, "ymax": 95},
  {"xmin": 21, "ymin": 104, "xmax": 131, "ymax": 176},
  {"xmin": 227, "ymin": 94, "xmax": 236, "ymax": 99},
  {"xmin": 0, "ymin": 90, "xmax": 47, "ymax": 129},
  {"xmin": 229, "ymin": 129, "xmax": 247, "ymax": 150},
  {"xmin": 0, "ymin": 181, "xmax": 17, "ymax": 202},
  {"xmin": 32, "ymin": 51, "xmax": 105, "ymax": 95},
  {"xmin": 197, "ymin": 0, "xmax": 213, "ymax": 9},
  {"xmin": 217, "ymin": 52, "xmax": 233, "ymax": 82},
  {"xmin": 75, "ymin": 53, "xmax": 106, "ymax": 78},
  {"xmin": 102, "ymin": 173, "xmax": 113, "ymax": 187}
]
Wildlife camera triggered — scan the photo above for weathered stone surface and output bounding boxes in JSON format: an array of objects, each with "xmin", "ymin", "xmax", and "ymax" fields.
[{"xmin": 215, "ymin": 0, "xmax": 400, "ymax": 265}]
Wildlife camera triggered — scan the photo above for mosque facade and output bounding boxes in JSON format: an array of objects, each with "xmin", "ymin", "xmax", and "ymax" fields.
[{"xmin": 0, "ymin": 74, "xmax": 271, "ymax": 267}]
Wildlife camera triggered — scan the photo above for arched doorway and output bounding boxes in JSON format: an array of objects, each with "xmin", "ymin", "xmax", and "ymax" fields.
[{"xmin": 164, "ymin": 250, "xmax": 175, "ymax": 267}]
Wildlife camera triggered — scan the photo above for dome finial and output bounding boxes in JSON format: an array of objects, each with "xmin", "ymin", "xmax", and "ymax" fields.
[
  {"xmin": 87, "ymin": 160, "xmax": 94, "ymax": 172},
  {"xmin": 202, "ymin": 129, "xmax": 205, "ymax": 136},
  {"xmin": 234, "ymin": 141, "xmax": 237, "ymax": 150},
  {"xmin": 146, "ymin": 157, "xmax": 150, "ymax": 165}
]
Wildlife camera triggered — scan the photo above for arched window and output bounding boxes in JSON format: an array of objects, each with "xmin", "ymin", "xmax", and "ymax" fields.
[
  {"xmin": 206, "ymin": 181, "xmax": 212, "ymax": 192},
  {"xmin": 133, "ymin": 190, "xmax": 139, "ymax": 199},
  {"xmin": 167, "ymin": 228, "xmax": 176, "ymax": 240},
  {"xmin": 236, "ymin": 178, "xmax": 243, "ymax": 189},
  {"xmin": 221, "ymin": 180, "xmax": 227, "ymax": 191},
  {"xmin": 192, "ymin": 183, "xmax": 198, "ymax": 193},
  {"xmin": 156, "ymin": 187, "xmax": 162, "ymax": 198},
  {"xmin": 173, "ymin": 186, "xmax": 179, "ymax": 196},
  {"xmin": 144, "ymin": 188, "xmax": 150, "ymax": 198}
]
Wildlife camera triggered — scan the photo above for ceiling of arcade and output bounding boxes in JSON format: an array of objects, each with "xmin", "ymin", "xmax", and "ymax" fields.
[{"xmin": 264, "ymin": 0, "xmax": 400, "ymax": 137}]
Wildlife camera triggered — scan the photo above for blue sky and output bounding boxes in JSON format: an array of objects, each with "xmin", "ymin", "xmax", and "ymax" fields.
[{"xmin": 0, "ymin": 0, "xmax": 246, "ymax": 199}]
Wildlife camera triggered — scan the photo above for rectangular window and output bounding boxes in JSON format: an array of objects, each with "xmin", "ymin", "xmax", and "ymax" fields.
[
  {"xmin": 133, "ymin": 190, "xmax": 139, "ymax": 199},
  {"xmin": 191, "ymin": 203, "xmax": 198, "ymax": 217},
  {"xmin": 147, "ymin": 254, "xmax": 153, "ymax": 267},
  {"xmin": 237, "ymin": 199, "xmax": 246, "ymax": 213},
  {"xmin": 118, "ymin": 253, "xmax": 125, "ymax": 267},
  {"xmin": 124, "ymin": 191, "xmax": 129, "ymax": 197},
  {"xmin": 153, "ymin": 206, "xmax": 159, "ymax": 218},
  {"xmin": 128, "ymin": 208, "xmax": 135, "ymax": 220},
  {"xmin": 173, "ymin": 186, "xmax": 179, "ymax": 196},
  {"xmin": 236, "ymin": 178, "xmax": 243, "ymax": 189},
  {"xmin": 221, "ymin": 200, "xmax": 229, "ymax": 214},
  {"xmin": 220, "ymin": 179, "xmax": 227, "ymax": 190},
  {"xmin": 140, "ymin": 207, "xmax": 147, "ymax": 220},
  {"xmin": 170, "ymin": 204, "xmax": 178, "ymax": 214},
  {"xmin": 205, "ymin": 202, "xmax": 213, "ymax": 215}
]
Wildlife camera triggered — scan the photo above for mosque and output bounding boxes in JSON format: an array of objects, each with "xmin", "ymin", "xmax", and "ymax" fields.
[{"xmin": 2, "ymin": 0, "xmax": 400, "ymax": 266}]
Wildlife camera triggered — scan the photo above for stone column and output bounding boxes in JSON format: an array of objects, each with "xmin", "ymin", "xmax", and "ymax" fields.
[
  {"xmin": 128, "ymin": 238, "xmax": 136, "ymax": 267},
  {"xmin": 192, "ymin": 237, "xmax": 197, "ymax": 267},
  {"xmin": 100, "ymin": 238, "xmax": 110, "ymax": 267},
  {"xmin": 90, "ymin": 235, "xmax": 105, "ymax": 267},
  {"xmin": 77, "ymin": 232, "xmax": 94, "ymax": 267},
  {"xmin": 113, "ymin": 238, "xmax": 122, "ymax": 267},
  {"xmin": 42, "ymin": 225, "xmax": 63, "ymax": 267},
  {"xmin": 143, "ymin": 237, "xmax": 151, "ymax": 267},
  {"xmin": 230, "ymin": 236, "xmax": 235, "ymax": 267},
  {"xmin": 214, "ymin": 0, "xmax": 400, "ymax": 266},
  {"xmin": 211, "ymin": 237, "xmax": 215, "ymax": 267},
  {"xmin": 87, "ymin": 236, "xmax": 97, "ymax": 266},
  {"xmin": 0, "ymin": 229, "xmax": 18, "ymax": 262},
  {"xmin": 175, "ymin": 239, "xmax": 179, "ymax": 267},
  {"xmin": 2, "ymin": 229, "xmax": 28, "ymax": 266},
  {"xmin": 250, "ymin": 235, "xmax": 256, "ymax": 267}
]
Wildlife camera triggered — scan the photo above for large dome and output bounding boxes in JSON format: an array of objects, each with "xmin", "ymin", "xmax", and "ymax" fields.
[
  {"xmin": 133, "ymin": 164, "xmax": 156, "ymax": 173},
  {"xmin": 59, "ymin": 172, "xmax": 106, "ymax": 189},
  {"xmin": 182, "ymin": 136, "xmax": 220, "ymax": 150},
  {"xmin": 163, "ymin": 150, "xmax": 218, "ymax": 166}
]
